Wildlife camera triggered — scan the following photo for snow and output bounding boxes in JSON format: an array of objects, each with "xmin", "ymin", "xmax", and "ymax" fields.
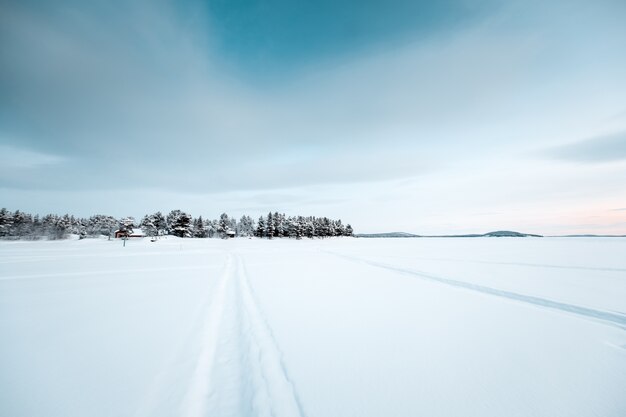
[{"xmin": 1, "ymin": 237, "xmax": 625, "ymax": 417}]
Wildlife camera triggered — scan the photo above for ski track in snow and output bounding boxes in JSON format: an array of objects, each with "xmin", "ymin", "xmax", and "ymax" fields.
[
  {"xmin": 370, "ymin": 254, "xmax": 626, "ymax": 273},
  {"xmin": 132, "ymin": 258, "xmax": 225, "ymax": 417},
  {"xmin": 326, "ymin": 251, "xmax": 626, "ymax": 330},
  {"xmin": 179, "ymin": 251, "xmax": 304, "ymax": 417},
  {"xmin": 181, "ymin": 254, "xmax": 232, "ymax": 417}
]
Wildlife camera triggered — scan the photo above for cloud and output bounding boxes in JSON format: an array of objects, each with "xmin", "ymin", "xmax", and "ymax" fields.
[
  {"xmin": 0, "ymin": 144, "xmax": 68, "ymax": 191},
  {"xmin": 542, "ymin": 131, "xmax": 626, "ymax": 163},
  {"xmin": 0, "ymin": 145, "xmax": 66, "ymax": 169}
]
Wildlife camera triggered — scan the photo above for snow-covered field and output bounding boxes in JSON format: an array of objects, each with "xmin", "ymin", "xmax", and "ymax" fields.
[{"xmin": 1, "ymin": 237, "xmax": 625, "ymax": 417}]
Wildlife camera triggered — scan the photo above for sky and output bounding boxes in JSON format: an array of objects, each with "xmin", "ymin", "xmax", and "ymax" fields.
[{"xmin": 1, "ymin": 0, "xmax": 626, "ymax": 235}]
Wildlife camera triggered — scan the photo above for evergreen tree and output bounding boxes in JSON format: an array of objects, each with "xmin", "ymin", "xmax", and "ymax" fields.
[
  {"xmin": 53, "ymin": 215, "xmax": 70, "ymax": 240},
  {"xmin": 217, "ymin": 213, "xmax": 230, "ymax": 238},
  {"xmin": 256, "ymin": 216, "xmax": 266, "ymax": 237},
  {"xmin": 140, "ymin": 215, "xmax": 158, "ymax": 237},
  {"xmin": 286, "ymin": 216, "xmax": 297, "ymax": 238},
  {"xmin": 118, "ymin": 217, "xmax": 135, "ymax": 235},
  {"xmin": 151, "ymin": 212, "xmax": 167, "ymax": 236},
  {"xmin": 274, "ymin": 212, "xmax": 284, "ymax": 237},
  {"xmin": 0, "ymin": 208, "xmax": 12, "ymax": 237},
  {"xmin": 167, "ymin": 210, "xmax": 192, "ymax": 237},
  {"xmin": 238, "ymin": 215, "xmax": 255, "ymax": 237},
  {"xmin": 266, "ymin": 212, "xmax": 275, "ymax": 239},
  {"xmin": 11, "ymin": 210, "xmax": 26, "ymax": 237},
  {"xmin": 206, "ymin": 219, "xmax": 218, "ymax": 238},
  {"xmin": 193, "ymin": 216, "xmax": 207, "ymax": 238},
  {"xmin": 305, "ymin": 217, "xmax": 315, "ymax": 238},
  {"xmin": 334, "ymin": 220, "xmax": 341, "ymax": 236},
  {"xmin": 291, "ymin": 216, "xmax": 303, "ymax": 239}
]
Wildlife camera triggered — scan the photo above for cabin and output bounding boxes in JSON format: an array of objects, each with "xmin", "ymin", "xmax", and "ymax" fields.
[{"xmin": 114, "ymin": 229, "xmax": 145, "ymax": 239}]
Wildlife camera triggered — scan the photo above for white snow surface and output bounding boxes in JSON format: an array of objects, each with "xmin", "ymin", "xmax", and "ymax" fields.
[{"xmin": 1, "ymin": 237, "xmax": 625, "ymax": 417}]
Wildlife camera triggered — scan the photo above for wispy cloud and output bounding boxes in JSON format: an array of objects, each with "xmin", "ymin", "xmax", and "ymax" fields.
[
  {"xmin": 542, "ymin": 131, "xmax": 626, "ymax": 163},
  {"xmin": 0, "ymin": 145, "xmax": 66, "ymax": 169}
]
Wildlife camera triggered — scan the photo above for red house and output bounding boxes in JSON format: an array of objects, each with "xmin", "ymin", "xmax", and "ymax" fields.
[{"xmin": 114, "ymin": 229, "xmax": 145, "ymax": 239}]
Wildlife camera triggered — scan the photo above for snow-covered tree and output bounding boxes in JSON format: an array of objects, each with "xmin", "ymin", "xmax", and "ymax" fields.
[
  {"xmin": 87, "ymin": 214, "xmax": 117, "ymax": 238},
  {"xmin": 193, "ymin": 216, "xmax": 207, "ymax": 238},
  {"xmin": 296, "ymin": 216, "xmax": 306, "ymax": 239},
  {"xmin": 206, "ymin": 219, "xmax": 218, "ymax": 238},
  {"xmin": 255, "ymin": 216, "xmax": 266, "ymax": 238},
  {"xmin": 48, "ymin": 214, "xmax": 69, "ymax": 240},
  {"xmin": 266, "ymin": 212, "xmax": 275, "ymax": 239},
  {"xmin": 140, "ymin": 215, "xmax": 158, "ymax": 237},
  {"xmin": 237, "ymin": 215, "xmax": 255, "ymax": 237},
  {"xmin": 119, "ymin": 217, "xmax": 135, "ymax": 234},
  {"xmin": 166, "ymin": 210, "xmax": 192, "ymax": 237},
  {"xmin": 11, "ymin": 210, "xmax": 27, "ymax": 237},
  {"xmin": 151, "ymin": 212, "xmax": 167, "ymax": 236},
  {"xmin": 217, "ymin": 213, "xmax": 230, "ymax": 238},
  {"xmin": 274, "ymin": 212, "xmax": 285, "ymax": 238},
  {"xmin": 0, "ymin": 208, "xmax": 12, "ymax": 237},
  {"xmin": 0, "ymin": 208, "xmax": 354, "ymax": 240},
  {"xmin": 138, "ymin": 212, "xmax": 167, "ymax": 237}
]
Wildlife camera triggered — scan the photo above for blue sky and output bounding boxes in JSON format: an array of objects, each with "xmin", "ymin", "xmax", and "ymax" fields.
[{"xmin": 1, "ymin": 0, "xmax": 626, "ymax": 234}]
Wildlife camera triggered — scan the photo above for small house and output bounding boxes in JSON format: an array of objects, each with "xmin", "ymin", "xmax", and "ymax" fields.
[{"xmin": 114, "ymin": 229, "xmax": 145, "ymax": 239}]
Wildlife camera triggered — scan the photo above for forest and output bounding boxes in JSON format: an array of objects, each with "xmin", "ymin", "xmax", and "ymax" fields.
[{"xmin": 0, "ymin": 208, "xmax": 353, "ymax": 240}]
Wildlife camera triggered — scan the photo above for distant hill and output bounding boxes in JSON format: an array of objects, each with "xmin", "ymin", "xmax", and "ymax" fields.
[
  {"xmin": 483, "ymin": 230, "xmax": 543, "ymax": 237},
  {"xmin": 356, "ymin": 230, "xmax": 543, "ymax": 238},
  {"xmin": 428, "ymin": 230, "xmax": 543, "ymax": 238}
]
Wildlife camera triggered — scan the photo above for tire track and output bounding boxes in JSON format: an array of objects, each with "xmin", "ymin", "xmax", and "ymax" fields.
[{"xmin": 326, "ymin": 251, "xmax": 626, "ymax": 330}]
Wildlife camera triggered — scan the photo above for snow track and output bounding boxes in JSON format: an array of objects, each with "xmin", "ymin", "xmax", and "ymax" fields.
[
  {"xmin": 371, "ymin": 255, "xmax": 626, "ymax": 273},
  {"xmin": 181, "ymin": 254, "xmax": 232, "ymax": 417},
  {"xmin": 328, "ymin": 251, "xmax": 626, "ymax": 330},
  {"xmin": 181, "ymin": 252, "xmax": 304, "ymax": 417}
]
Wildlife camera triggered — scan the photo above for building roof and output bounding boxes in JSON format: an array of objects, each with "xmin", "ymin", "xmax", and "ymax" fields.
[{"xmin": 114, "ymin": 228, "xmax": 145, "ymax": 236}]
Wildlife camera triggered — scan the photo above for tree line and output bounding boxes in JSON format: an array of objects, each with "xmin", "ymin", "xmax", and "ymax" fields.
[{"xmin": 0, "ymin": 208, "xmax": 353, "ymax": 240}]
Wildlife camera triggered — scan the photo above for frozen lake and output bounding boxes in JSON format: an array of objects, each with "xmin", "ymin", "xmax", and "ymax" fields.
[{"xmin": 1, "ymin": 237, "xmax": 625, "ymax": 417}]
